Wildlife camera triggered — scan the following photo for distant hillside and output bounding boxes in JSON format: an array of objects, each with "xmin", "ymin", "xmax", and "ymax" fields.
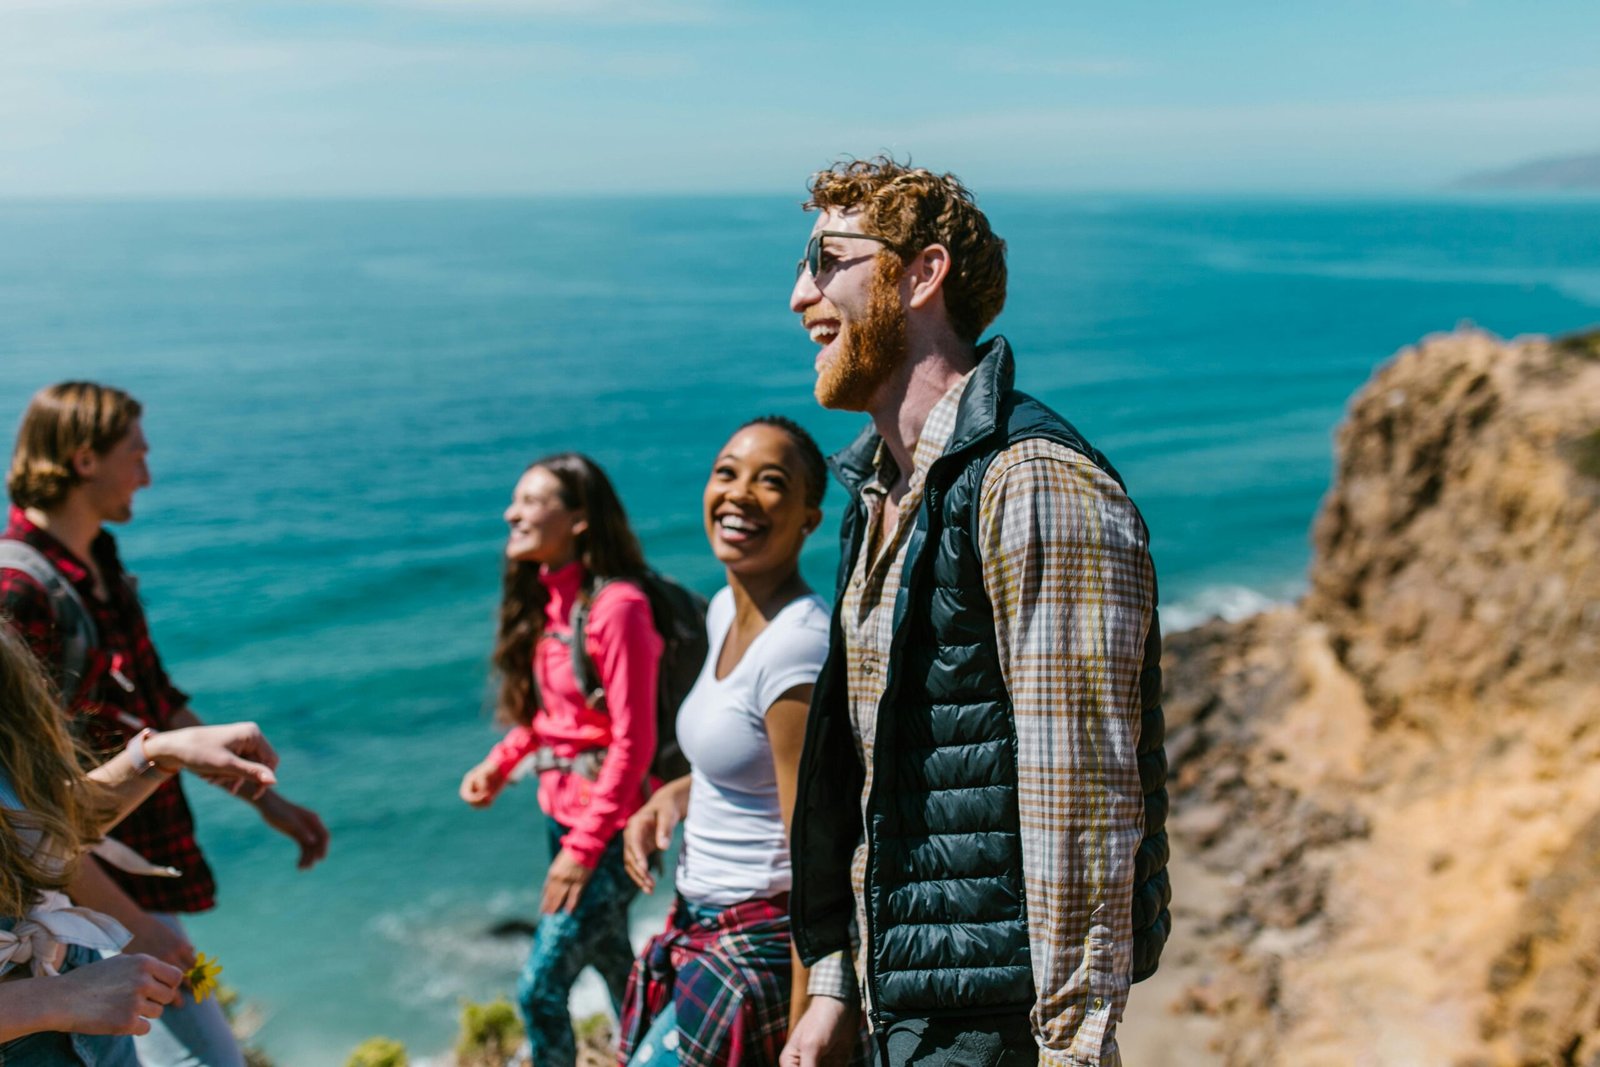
[{"xmin": 1455, "ymin": 151, "xmax": 1600, "ymax": 190}]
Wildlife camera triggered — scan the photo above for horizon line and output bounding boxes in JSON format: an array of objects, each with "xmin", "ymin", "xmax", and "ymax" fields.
[{"xmin": 5, "ymin": 185, "xmax": 1600, "ymax": 205}]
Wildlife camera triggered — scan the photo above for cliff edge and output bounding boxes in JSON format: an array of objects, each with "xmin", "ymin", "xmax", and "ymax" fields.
[{"xmin": 1160, "ymin": 327, "xmax": 1600, "ymax": 1065}]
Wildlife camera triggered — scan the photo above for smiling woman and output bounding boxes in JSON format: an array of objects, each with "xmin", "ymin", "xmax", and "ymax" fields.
[
  {"xmin": 455, "ymin": 452, "xmax": 663, "ymax": 1067},
  {"xmin": 617, "ymin": 415, "xmax": 859, "ymax": 1067}
]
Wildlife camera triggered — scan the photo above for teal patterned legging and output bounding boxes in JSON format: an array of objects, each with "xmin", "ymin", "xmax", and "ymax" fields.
[{"xmin": 514, "ymin": 816, "xmax": 639, "ymax": 1067}]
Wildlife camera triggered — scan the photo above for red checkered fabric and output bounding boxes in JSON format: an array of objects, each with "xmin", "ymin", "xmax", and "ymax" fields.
[
  {"xmin": 0, "ymin": 506, "xmax": 215, "ymax": 913},
  {"xmin": 621, "ymin": 895, "xmax": 795, "ymax": 1067}
]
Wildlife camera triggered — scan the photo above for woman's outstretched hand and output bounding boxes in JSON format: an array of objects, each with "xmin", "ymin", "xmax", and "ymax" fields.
[
  {"xmin": 458, "ymin": 760, "xmax": 507, "ymax": 809},
  {"xmin": 622, "ymin": 776, "xmax": 691, "ymax": 894},
  {"xmin": 147, "ymin": 723, "xmax": 278, "ymax": 795}
]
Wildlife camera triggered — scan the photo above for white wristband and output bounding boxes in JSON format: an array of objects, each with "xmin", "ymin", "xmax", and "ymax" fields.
[{"xmin": 126, "ymin": 728, "xmax": 160, "ymax": 776}]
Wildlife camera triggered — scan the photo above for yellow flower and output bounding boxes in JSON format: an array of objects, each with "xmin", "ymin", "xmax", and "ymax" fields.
[{"xmin": 185, "ymin": 951, "xmax": 223, "ymax": 1003}]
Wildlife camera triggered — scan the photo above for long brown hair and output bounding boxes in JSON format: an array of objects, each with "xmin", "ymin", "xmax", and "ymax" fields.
[
  {"xmin": 0, "ymin": 624, "xmax": 106, "ymax": 917},
  {"xmin": 492, "ymin": 453, "xmax": 647, "ymax": 726}
]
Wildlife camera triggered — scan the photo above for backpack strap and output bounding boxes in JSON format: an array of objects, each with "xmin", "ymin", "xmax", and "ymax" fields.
[
  {"xmin": 567, "ymin": 577, "xmax": 614, "ymax": 710},
  {"xmin": 0, "ymin": 540, "xmax": 99, "ymax": 707},
  {"xmin": 521, "ymin": 577, "xmax": 615, "ymax": 781},
  {"xmin": 523, "ymin": 576, "xmax": 612, "ymax": 727}
]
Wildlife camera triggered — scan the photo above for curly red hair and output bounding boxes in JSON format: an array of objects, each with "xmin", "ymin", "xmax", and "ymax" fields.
[{"xmin": 805, "ymin": 156, "xmax": 1007, "ymax": 343}]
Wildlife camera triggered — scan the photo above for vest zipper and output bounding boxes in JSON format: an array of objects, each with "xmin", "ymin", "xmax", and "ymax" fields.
[
  {"xmin": 860, "ymin": 497, "xmax": 891, "ymax": 1035},
  {"xmin": 861, "ymin": 490, "xmax": 937, "ymax": 1035}
]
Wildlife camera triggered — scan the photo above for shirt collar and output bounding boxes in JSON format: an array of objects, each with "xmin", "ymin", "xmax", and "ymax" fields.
[
  {"xmin": 4, "ymin": 505, "xmax": 97, "ymax": 588},
  {"xmin": 539, "ymin": 558, "xmax": 588, "ymax": 624},
  {"xmin": 864, "ymin": 369, "xmax": 977, "ymax": 496}
]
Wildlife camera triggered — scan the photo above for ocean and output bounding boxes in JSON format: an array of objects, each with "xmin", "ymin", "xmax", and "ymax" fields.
[{"xmin": 1, "ymin": 193, "xmax": 1597, "ymax": 1063}]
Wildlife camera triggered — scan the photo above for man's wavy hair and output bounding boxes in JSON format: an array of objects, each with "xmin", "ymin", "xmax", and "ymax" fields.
[
  {"xmin": 804, "ymin": 156, "xmax": 1007, "ymax": 343},
  {"xmin": 8, "ymin": 382, "xmax": 142, "ymax": 511}
]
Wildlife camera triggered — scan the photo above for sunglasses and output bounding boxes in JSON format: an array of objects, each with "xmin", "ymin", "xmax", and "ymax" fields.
[{"xmin": 795, "ymin": 230, "xmax": 894, "ymax": 281}]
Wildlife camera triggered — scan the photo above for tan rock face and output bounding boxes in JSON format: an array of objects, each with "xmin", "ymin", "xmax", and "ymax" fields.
[
  {"xmin": 1309, "ymin": 329, "xmax": 1600, "ymax": 718},
  {"xmin": 1158, "ymin": 329, "xmax": 1600, "ymax": 1066}
]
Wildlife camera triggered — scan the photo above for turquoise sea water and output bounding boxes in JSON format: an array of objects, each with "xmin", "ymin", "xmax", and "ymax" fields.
[{"xmin": 1, "ymin": 194, "xmax": 1598, "ymax": 1062}]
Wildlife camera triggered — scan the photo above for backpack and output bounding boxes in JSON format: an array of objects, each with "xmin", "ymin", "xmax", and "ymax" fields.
[
  {"xmin": 560, "ymin": 571, "xmax": 709, "ymax": 782},
  {"xmin": 0, "ymin": 539, "xmax": 99, "ymax": 707}
]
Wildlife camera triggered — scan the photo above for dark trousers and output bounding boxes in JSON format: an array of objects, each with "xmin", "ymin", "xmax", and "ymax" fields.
[{"xmin": 869, "ymin": 1014, "xmax": 1038, "ymax": 1067}]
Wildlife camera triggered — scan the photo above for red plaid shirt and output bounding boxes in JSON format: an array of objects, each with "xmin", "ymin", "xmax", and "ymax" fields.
[
  {"xmin": 621, "ymin": 895, "xmax": 796, "ymax": 1067},
  {"xmin": 0, "ymin": 506, "xmax": 216, "ymax": 913}
]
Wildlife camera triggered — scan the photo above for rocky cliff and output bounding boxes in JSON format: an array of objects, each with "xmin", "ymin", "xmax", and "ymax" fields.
[{"xmin": 1158, "ymin": 328, "xmax": 1600, "ymax": 1066}]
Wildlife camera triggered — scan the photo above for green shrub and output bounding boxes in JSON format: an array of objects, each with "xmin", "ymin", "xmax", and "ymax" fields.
[
  {"xmin": 456, "ymin": 998, "xmax": 521, "ymax": 1066},
  {"xmin": 574, "ymin": 1011, "xmax": 616, "ymax": 1062},
  {"xmin": 345, "ymin": 1036, "xmax": 408, "ymax": 1067},
  {"xmin": 1555, "ymin": 329, "xmax": 1600, "ymax": 361}
]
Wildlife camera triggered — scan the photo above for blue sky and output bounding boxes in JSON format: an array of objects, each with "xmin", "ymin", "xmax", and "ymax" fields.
[{"xmin": 1, "ymin": 0, "xmax": 1597, "ymax": 196}]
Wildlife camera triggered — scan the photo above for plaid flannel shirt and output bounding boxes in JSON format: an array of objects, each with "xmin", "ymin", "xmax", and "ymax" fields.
[
  {"xmin": 0, "ymin": 506, "xmax": 216, "ymax": 913},
  {"xmin": 830, "ymin": 372, "xmax": 1153, "ymax": 1066},
  {"xmin": 620, "ymin": 895, "xmax": 795, "ymax": 1067}
]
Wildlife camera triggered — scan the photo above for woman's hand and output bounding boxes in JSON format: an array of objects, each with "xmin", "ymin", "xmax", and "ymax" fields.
[
  {"xmin": 622, "ymin": 777, "xmax": 691, "ymax": 894},
  {"xmin": 146, "ymin": 723, "xmax": 278, "ymax": 795},
  {"xmin": 458, "ymin": 760, "xmax": 507, "ymax": 809},
  {"xmin": 53, "ymin": 954, "xmax": 183, "ymax": 1036},
  {"xmin": 540, "ymin": 847, "xmax": 595, "ymax": 914}
]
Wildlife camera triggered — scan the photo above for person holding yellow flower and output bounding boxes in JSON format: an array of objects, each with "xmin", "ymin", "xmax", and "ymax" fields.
[{"xmin": 0, "ymin": 624, "xmax": 282, "ymax": 1065}]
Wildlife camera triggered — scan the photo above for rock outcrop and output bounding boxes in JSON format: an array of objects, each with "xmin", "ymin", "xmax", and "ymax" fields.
[{"xmin": 1160, "ymin": 328, "xmax": 1600, "ymax": 1066}]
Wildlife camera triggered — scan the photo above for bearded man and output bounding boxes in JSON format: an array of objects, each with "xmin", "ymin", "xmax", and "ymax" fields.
[{"xmin": 779, "ymin": 158, "xmax": 1171, "ymax": 1067}]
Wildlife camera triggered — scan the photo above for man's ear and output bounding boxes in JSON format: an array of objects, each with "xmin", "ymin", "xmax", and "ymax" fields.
[
  {"xmin": 70, "ymin": 446, "xmax": 98, "ymax": 479},
  {"xmin": 904, "ymin": 243, "xmax": 952, "ymax": 312}
]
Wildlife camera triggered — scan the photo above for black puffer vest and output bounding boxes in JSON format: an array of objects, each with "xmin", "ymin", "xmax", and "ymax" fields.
[{"xmin": 791, "ymin": 337, "xmax": 1171, "ymax": 1026}]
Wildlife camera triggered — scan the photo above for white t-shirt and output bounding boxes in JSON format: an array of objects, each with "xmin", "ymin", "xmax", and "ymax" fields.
[{"xmin": 674, "ymin": 587, "xmax": 830, "ymax": 906}]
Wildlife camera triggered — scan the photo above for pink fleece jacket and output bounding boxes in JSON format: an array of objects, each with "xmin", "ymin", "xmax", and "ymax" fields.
[{"xmin": 486, "ymin": 561, "xmax": 662, "ymax": 869}]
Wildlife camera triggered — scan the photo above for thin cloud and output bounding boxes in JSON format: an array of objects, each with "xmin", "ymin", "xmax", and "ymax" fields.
[
  {"xmin": 957, "ymin": 51, "xmax": 1143, "ymax": 79},
  {"xmin": 349, "ymin": 0, "xmax": 718, "ymax": 21},
  {"xmin": 867, "ymin": 91, "xmax": 1600, "ymax": 189},
  {"xmin": 899, "ymin": 92, "xmax": 1600, "ymax": 143},
  {"xmin": 0, "ymin": 0, "xmax": 181, "ymax": 9},
  {"xmin": 0, "ymin": 3, "xmax": 698, "ymax": 81}
]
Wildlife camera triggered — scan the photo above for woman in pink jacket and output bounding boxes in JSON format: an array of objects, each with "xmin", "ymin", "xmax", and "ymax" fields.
[{"xmin": 458, "ymin": 452, "xmax": 663, "ymax": 1067}]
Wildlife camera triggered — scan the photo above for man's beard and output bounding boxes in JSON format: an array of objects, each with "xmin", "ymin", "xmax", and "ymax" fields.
[{"xmin": 814, "ymin": 258, "xmax": 907, "ymax": 412}]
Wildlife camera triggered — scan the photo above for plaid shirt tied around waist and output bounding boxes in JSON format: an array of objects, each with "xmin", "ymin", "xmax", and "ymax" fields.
[{"xmin": 621, "ymin": 895, "xmax": 793, "ymax": 1067}]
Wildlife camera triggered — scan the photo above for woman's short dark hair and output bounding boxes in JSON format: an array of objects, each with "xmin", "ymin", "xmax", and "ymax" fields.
[{"xmin": 738, "ymin": 415, "xmax": 828, "ymax": 509}]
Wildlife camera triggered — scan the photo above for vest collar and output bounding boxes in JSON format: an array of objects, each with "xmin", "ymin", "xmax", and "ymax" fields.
[{"xmin": 827, "ymin": 335, "xmax": 1014, "ymax": 495}]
